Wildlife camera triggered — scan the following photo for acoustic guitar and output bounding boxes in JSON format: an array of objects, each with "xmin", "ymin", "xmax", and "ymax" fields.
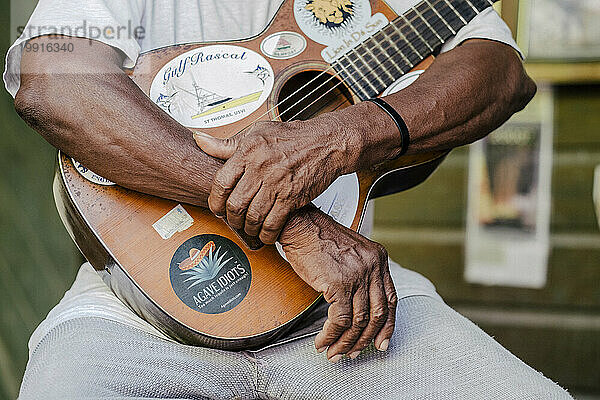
[{"xmin": 54, "ymin": 0, "xmax": 497, "ymax": 350}]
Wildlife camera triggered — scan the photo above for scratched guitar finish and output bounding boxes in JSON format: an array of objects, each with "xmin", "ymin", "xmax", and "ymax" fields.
[{"xmin": 55, "ymin": 0, "xmax": 496, "ymax": 350}]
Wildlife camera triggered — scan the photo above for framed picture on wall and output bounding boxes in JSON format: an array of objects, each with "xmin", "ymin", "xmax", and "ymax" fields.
[{"xmin": 517, "ymin": 0, "xmax": 600, "ymax": 61}]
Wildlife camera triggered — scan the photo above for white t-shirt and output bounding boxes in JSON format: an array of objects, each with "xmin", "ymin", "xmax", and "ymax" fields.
[
  {"xmin": 4, "ymin": 0, "xmax": 520, "ymax": 97},
  {"xmin": 3, "ymin": 0, "xmax": 521, "ymax": 353}
]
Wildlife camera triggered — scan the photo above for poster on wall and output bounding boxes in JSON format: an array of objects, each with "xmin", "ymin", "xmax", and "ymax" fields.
[
  {"xmin": 465, "ymin": 87, "xmax": 553, "ymax": 289},
  {"xmin": 518, "ymin": 0, "xmax": 600, "ymax": 61}
]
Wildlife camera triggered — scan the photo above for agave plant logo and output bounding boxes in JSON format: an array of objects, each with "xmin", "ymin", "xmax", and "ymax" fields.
[
  {"xmin": 179, "ymin": 242, "xmax": 233, "ymax": 289},
  {"xmin": 170, "ymin": 234, "xmax": 252, "ymax": 314}
]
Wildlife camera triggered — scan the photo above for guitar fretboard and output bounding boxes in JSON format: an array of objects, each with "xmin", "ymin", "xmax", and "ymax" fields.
[{"xmin": 332, "ymin": 0, "xmax": 499, "ymax": 100}]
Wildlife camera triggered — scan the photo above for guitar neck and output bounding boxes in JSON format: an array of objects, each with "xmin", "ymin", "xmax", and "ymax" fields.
[{"xmin": 332, "ymin": 0, "xmax": 499, "ymax": 100}]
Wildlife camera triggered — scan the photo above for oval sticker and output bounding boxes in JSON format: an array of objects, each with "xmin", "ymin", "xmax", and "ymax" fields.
[
  {"xmin": 169, "ymin": 234, "xmax": 252, "ymax": 314},
  {"xmin": 71, "ymin": 158, "xmax": 115, "ymax": 186},
  {"xmin": 260, "ymin": 31, "xmax": 307, "ymax": 59},
  {"xmin": 150, "ymin": 45, "xmax": 274, "ymax": 129}
]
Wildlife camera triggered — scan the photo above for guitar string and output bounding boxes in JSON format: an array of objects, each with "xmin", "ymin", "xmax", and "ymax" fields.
[
  {"xmin": 277, "ymin": 5, "xmax": 477, "ymax": 121},
  {"xmin": 233, "ymin": 1, "xmax": 472, "ymax": 131},
  {"xmin": 277, "ymin": 20, "xmax": 451, "ymax": 120},
  {"xmin": 249, "ymin": 12, "xmax": 451, "ymax": 126},
  {"xmin": 260, "ymin": 0, "xmax": 492, "ymax": 124},
  {"xmin": 281, "ymin": 3, "xmax": 488, "ymax": 121},
  {"xmin": 312, "ymin": 0, "xmax": 494, "ymax": 97}
]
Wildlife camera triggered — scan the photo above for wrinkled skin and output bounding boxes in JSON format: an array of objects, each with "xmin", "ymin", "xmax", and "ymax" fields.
[
  {"xmin": 279, "ymin": 208, "xmax": 397, "ymax": 360},
  {"xmin": 194, "ymin": 113, "xmax": 363, "ymax": 244}
]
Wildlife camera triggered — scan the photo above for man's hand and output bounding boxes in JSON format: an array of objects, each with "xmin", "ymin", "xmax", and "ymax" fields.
[
  {"xmin": 279, "ymin": 207, "xmax": 398, "ymax": 362},
  {"xmin": 194, "ymin": 113, "xmax": 364, "ymax": 244}
]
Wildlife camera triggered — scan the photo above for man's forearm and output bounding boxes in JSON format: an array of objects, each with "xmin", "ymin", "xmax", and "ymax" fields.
[
  {"xmin": 16, "ymin": 38, "xmax": 221, "ymax": 207},
  {"xmin": 15, "ymin": 36, "xmax": 325, "ymax": 240},
  {"xmin": 347, "ymin": 39, "xmax": 537, "ymax": 170},
  {"xmin": 15, "ymin": 37, "xmax": 535, "ymax": 243}
]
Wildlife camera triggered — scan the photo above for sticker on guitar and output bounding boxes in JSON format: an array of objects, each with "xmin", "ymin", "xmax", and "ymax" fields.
[
  {"xmin": 150, "ymin": 45, "xmax": 275, "ymax": 129},
  {"xmin": 293, "ymin": 0, "xmax": 389, "ymax": 63},
  {"xmin": 71, "ymin": 158, "xmax": 115, "ymax": 186},
  {"xmin": 170, "ymin": 234, "xmax": 252, "ymax": 314}
]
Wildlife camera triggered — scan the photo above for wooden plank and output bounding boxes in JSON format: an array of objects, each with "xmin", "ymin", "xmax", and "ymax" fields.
[
  {"xmin": 373, "ymin": 149, "xmax": 468, "ymax": 228},
  {"xmin": 499, "ymin": 0, "xmax": 519, "ymax": 35},
  {"xmin": 524, "ymin": 64, "xmax": 600, "ymax": 85},
  {"xmin": 552, "ymin": 156, "xmax": 600, "ymax": 233}
]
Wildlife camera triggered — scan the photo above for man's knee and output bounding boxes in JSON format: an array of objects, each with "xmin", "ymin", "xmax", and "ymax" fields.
[
  {"xmin": 390, "ymin": 296, "xmax": 572, "ymax": 399},
  {"xmin": 20, "ymin": 318, "xmax": 125, "ymax": 398}
]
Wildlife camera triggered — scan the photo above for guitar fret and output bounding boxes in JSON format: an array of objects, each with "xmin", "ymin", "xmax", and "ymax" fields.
[
  {"xmin": 362, "ymin": 44, "xmax": 396, "ymax": 82},
  {"xmin": 413, "ymin": 6, "xmax": 444, "ymax": 44},
  {"xmin": 331, "ymin": 0, "xmax": 499, "ymax": 100},
  {"xmin": 334, "ymin": 59, "xmax": 371, "ymax": 99},
  {"xmin": 434, "ymin": 0, "xmax": 466, "ymax": 32},
  {"xmin": 354, "ymin": 48, "xmax": 389, "ymax": 86},
  {"xmin": 464, "ymin": 0, "xmax": 479, "ymax": 14},
  {"xmin": 342, "ymin": 53, "xmax": 379, "ymax": 95},
  {"xmin": 449, "ymin": 0, "xmax": 477, "ymax": 21},
  {"xmin": 390, "ymin": 22, "xmax": 423, "ymax": 58},
  {"xmin": 425, "ymin": 0, "xmax": 455, "ymax": 34},
  {"xmin": 371, "ymin": 43, "xmax": 408, "ymax": 80},
  {"xmin": 345, "ymin": 51, "xmax": 377, "ymax": 77},
  {"xmin": 384, "ymin": 54, "xmax": 403, "ymax": 75},
  {"xmin": 379, "ymin": 28, "xmax": 414, "ymax": 69},
  {"xmin": 370, "ymin": 36, "xmax": 406, "ymax": 73},
  {"xmin": 369, "ymin": 38, "xmax": 404, "ymax": 74},
  {"xmin": 442, "ymin": 0, "xmax": 467, "ymax": 24},
  {"xmin": 470, "ymin": 0, "xmax": 493, "ymax": 11},
  {"xmin": 418, "ymin": 1, "xmax": 454, "ymax": 39},
  {"xmin": 401, "ymin": 14, "xmax": 434, "ymax": 51}
]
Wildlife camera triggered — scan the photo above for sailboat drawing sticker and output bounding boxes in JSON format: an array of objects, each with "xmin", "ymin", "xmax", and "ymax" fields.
[
  {"xmin": 260, "ymin": 31, "xmax": 307, "ymax": 59},
  {"xmin": 150, "ymin": 45, "xmax": 274, "ymax": 128}
]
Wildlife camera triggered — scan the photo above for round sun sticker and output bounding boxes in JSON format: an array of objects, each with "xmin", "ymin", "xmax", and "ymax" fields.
[
  {"xmin": 150, "ymin": 45, "xmax": 274, "ymax": 129},
  {"xmin": 294, "ymin": 0, "xmax": 372, "ymax": 45}
]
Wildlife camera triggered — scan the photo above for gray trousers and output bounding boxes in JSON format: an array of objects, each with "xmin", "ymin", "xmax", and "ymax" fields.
[{"xmin": 19, "ymin": 293, "xmax": 571, "ymax": 399}]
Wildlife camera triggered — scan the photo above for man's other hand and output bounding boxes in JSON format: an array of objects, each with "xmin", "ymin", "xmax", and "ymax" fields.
[
  {"xmin": 279, "ymin": 208, "xmax": 398, "ymax": 362},
  {"xmin": 194, "ymin": 114, "xmax": 362, "ymax": 244}
]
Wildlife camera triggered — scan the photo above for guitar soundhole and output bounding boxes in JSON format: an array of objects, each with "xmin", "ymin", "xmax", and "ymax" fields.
[{"xmin": 276, "ymin": 70, "xmax": 355, "ymax": 122}]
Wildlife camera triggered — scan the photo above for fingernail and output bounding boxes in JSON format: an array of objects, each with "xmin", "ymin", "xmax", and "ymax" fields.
[
  {"xmin": 317, "ymin": 347, "xmax": 326, "ymax": 353},
  {"xmin": 349, "ymin": 351, "xmax": 361, "ymax": 359},
  {"xmin": 377, "ymin": 339, "xmax": 389, "ymax": 351},
  {"xmin": 193, "ymin": 131, "xmax": 211, "ymax": 138},
  {"xmin": 329, "ymin": 354, "xmax": 343, "ymax": 363}
]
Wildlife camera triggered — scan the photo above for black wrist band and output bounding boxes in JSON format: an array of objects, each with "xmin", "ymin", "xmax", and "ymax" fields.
[{"xmin": 366, "ymin": 97, "xmax": 410, "ymax": 157}]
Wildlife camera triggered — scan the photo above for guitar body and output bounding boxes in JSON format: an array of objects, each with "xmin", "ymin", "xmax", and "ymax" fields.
[{"xmin": 54, "ymin": 0, "xmax": 449, "ymax": 350}]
